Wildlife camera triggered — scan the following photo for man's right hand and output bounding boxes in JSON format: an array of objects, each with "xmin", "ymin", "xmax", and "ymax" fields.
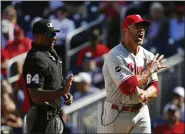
[
  {"xmin": 28, "ymin": 74, "xmax": 74, "ymax": 103},
  {"xmin": 136, "ymin": 87, "xmax": 148, "ymax": 104},
  {"xmin": 62, "ymin": 74, "xmax": 73, "ymax": 94},
  {"xmin": 146, "ymin": 53, "xmax": 168, "ymax": 74}
]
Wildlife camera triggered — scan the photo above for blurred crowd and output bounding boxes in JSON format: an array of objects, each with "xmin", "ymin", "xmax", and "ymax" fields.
[
  {"xmin": 1, "ymin": 1, "xmax": 184, "ymax": 134},
  {"xmin": 143, "ymin": 2, "xmax": 184, "ymax": 57}
]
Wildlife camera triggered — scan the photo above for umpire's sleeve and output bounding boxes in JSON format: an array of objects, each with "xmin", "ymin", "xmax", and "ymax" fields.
[{"xmin": 23, "ymin": 57, "xmax": 48, "ymax": 89}]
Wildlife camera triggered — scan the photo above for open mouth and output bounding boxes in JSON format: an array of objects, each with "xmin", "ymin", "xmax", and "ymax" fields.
[{"xmin": 138, "ymin": 33, "xmax": 143, "ymax": 40}]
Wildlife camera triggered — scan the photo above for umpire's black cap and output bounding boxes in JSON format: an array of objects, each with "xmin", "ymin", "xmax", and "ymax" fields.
[{"xmin": 32, "ymin": 19, "xmax": 60, "ymax": 34}]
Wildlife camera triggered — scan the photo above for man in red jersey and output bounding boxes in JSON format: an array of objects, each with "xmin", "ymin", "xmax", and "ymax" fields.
[
  {"xmin": 1, "ymin": 26, "xmax": 31, "ymax": 77},
  {"xmin": 76, "ymin": 29, "xmax": 109, "ymax": 66},
  {"xmin": 153, "ymin": 104, "xmax": 185, "ymax": 134},
  {"xmin": 14, "ymin": 74, "xmax": 30, "ymax": 117}
]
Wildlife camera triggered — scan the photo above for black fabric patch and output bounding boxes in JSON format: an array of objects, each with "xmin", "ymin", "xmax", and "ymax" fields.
[{"xmin": 115, "ymin": 66, "xmax": 121, "ymax": 72}]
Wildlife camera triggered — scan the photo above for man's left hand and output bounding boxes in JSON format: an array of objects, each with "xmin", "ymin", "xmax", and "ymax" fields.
[{"xmin": 64, "ymin": 93, "xmax": 73, "ymax": 106}]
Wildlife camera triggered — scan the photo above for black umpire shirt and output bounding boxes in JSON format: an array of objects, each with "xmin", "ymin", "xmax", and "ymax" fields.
[{"xmin": 23, "ymin": 43, "xmax": 64, "ymax": 108}]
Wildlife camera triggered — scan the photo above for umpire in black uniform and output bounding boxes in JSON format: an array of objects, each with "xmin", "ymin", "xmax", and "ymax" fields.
[{"xmin": 23, "ymin": 19, "xmax": 73, "ymax": 134}]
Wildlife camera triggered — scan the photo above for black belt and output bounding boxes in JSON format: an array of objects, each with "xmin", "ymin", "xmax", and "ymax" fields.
[
  {"xmin": 35, "ymin": 105, "xmax": 61, "ymax": 120},
  {"xmin": 30, "ymin": 105, "xmax": 63, "ymax": 133}
]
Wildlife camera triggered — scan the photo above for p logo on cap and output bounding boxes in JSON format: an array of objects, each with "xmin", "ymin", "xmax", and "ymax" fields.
[
  {"xmin": 121, "ymin": 14, "xmax": 151, "ymax": 31},
  {"xmin": 136, "ymin": 15, "xmax": 141, "ymax": 18}
]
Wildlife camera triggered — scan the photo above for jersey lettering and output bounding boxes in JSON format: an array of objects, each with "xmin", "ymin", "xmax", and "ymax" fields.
[
  {"xmin": 26, "ymin": 74, "xmax": 32, "ymax": 84},
  {"xmin": 127, "ymin": 63, "xmax": 144, "ymax": 75},
  {"xmin": 127, "ymin": 63, "xmax": 135, "ymax": 72},
  {"xmin": 26, "ymin": 74, "xmax": 39, "ymax": 84}
]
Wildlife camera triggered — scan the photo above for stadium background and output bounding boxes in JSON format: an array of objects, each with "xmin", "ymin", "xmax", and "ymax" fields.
[{"xmin": 1, "ymin": 1, "xmax": 184, "ymax": 133}]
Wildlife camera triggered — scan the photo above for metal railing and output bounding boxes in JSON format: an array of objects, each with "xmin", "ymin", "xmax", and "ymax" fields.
[
  {"xmin": 62, "ymin": 54, "xmax": 184, "ymax": 133},
  {"xmin": 6, "ymin": 52, "xmax": 27, "ymax": 84},
  {"xmin": 5, "ymin": 2, "xmax": 146, "ymax": 83},
  {"xmin": 65, "ymin": 15, "xmax": 106, "ymax": 72}
]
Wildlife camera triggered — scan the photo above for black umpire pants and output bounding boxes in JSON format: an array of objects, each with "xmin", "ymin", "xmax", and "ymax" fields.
[{"xmin": 25, "ymin": 106, "xmax": 65, "ymax": 134}]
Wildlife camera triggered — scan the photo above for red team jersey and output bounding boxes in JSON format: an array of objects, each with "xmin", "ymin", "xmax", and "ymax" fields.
[
  {"xmin": 153, "ymin": 122, "xmax": 185, "ymax": 134},
  {"xmin": 76, "ymin": 43, "xmax": 109, "ymax": 66},
  {"xmin": 15, "ymin": 74, "xmax": 30, "ymax": 113}
]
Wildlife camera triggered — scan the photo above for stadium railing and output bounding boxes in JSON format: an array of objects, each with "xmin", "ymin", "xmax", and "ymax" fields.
[
  {"xmin": 64, "ymin": 1, "xmax": 147, "ymax": 73},
  {"xmin": 6, "ymin": 2, "xmax": 145, "ymax": 83},
  {"xmin": 65, "ymin": 14, "xmax": 106, "ymax": 72}
]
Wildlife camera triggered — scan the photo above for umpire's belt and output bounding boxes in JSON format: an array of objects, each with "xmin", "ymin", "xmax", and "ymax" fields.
[
  {"xmin": 35, "ymin": 105, "xmax": 61, "ymax": 120},
  {"xmin": 111, "ymin": 103, "xmax": 143, "ymax": 112}
]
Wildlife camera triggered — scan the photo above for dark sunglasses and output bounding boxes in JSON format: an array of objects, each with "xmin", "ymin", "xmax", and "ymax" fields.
[{"xmin": 45, "ymin": 33, "xmax": 56, "ymax": 38}]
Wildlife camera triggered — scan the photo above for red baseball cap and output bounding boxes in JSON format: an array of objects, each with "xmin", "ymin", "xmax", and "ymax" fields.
[{"xmin": 122, "ymin": 14, "xmax": 151, "ymax": 31}]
